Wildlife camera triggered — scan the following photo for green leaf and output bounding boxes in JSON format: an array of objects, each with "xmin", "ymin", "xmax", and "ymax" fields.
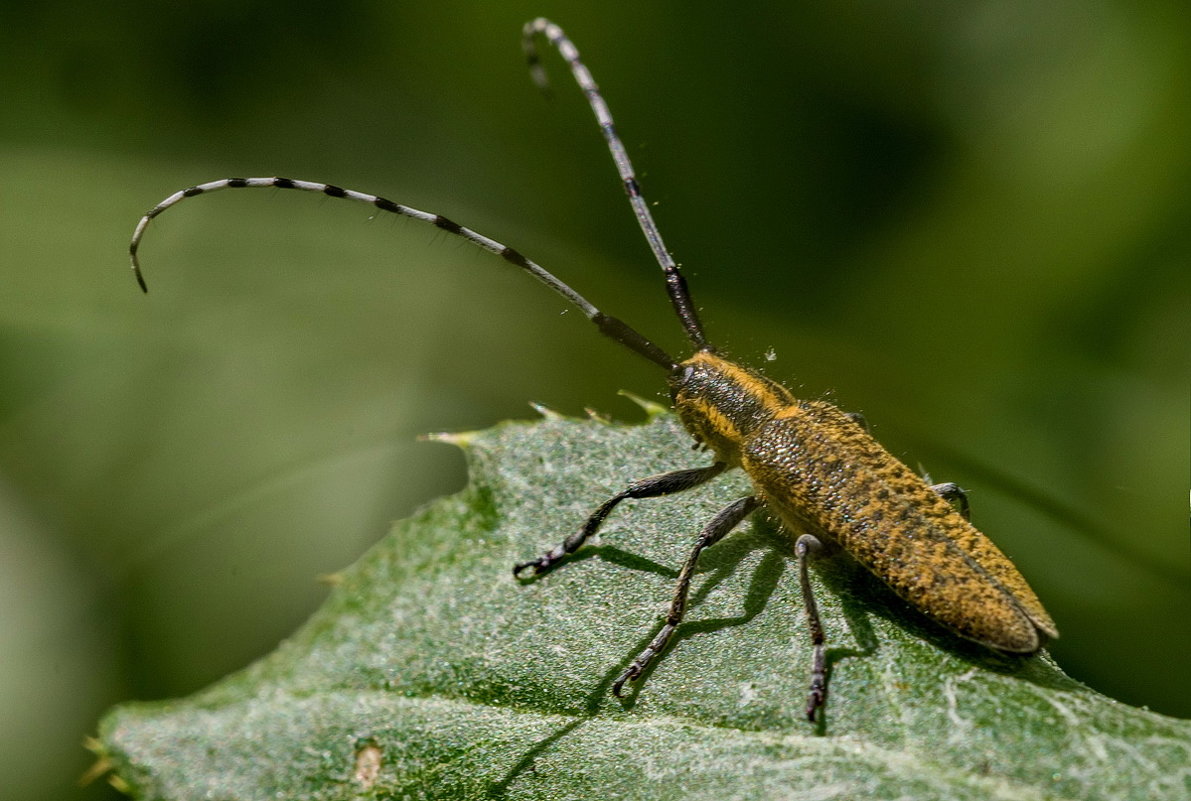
[{"xmin": 96, "ymin": 410, "xmax": 1191, "ymax": 801}]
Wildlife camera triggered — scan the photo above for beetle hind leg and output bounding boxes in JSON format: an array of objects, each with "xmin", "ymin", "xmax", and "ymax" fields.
[
  {"xmin": 795, "ymin": 533, "xmax": 828, "ymax": 721},
  {"xmin": 929, "ymin": 481, "xmax": 971, "ymax": 520}
]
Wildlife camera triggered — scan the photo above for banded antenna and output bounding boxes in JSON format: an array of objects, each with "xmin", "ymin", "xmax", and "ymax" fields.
[
  {"xmin": 522, "ymin": 18, "xmax": 708, "ymax": 351},
  {"xmin": 129, "ymin": 19, "xmax": 705, "ymax": 365}
]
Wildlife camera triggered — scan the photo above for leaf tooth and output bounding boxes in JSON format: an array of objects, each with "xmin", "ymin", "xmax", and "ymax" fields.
[
  {"xmin": 529, "ymin": 401, "xmax": 564, "ymax": 419},
  {"xmin": 618, "ymin": 389, "xmax": 669, "ymax": 417},
  {"xmin": 420, "ymin": 430, "xmax": 476, "ymax": 448}
]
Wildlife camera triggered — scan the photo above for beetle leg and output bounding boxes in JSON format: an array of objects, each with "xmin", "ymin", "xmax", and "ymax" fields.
[
  {"xmin": 513, "ymin": 461, "xmax": 727, "ymax": 576},
  {"xmin": 844, "ymin": 411, "xmax": 869, "ymax": 432},
  {"xmin": 930, "ymin": 481, "xmax": 971, "ymax": 520},
  {"xmin": 795, "ymin": 532, "xmax": 827, "ymax": 721},
  {"xmin": 612, "ymin": 495, "xmax": 759, "ymax": 696}
]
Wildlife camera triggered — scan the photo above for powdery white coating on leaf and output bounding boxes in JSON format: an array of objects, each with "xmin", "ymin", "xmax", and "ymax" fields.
[{"xmin": 99, "ymin": 414, "xmax": 1191, "ymax": 801}]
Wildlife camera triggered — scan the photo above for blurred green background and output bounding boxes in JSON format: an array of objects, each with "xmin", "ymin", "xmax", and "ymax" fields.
[{"xmin": 1, "ymin": 2, "xmax": 1187, "ymax": 799}]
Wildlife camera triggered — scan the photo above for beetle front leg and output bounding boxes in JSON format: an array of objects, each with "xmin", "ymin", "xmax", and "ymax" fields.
[{"xmin": 513, "ymin": 461, "xmax": 727, "ymax": 577}]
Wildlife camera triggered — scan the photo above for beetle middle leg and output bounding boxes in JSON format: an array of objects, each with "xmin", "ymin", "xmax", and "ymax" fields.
[
  {"xmin": 513, "ymin": 461, "xmax": 727, "ymax": 576},
  {"xmin": 612, "ymin": 495, "xmax": 760, "ymax": 697}
]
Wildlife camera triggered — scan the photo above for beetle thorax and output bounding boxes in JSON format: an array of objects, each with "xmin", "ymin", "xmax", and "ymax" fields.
[{"xmin": 668, "ymin": 350, "xmax": 798, "ymax": 465}]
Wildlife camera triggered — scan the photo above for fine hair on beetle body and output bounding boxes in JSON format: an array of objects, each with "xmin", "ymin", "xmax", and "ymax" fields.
[{"xmin": 129, "ymin": 17, "xmax": 1058, "ymax": 723}]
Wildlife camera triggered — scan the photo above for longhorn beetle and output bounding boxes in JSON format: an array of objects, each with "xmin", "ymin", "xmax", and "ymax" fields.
[{"xmin": 130, "ymin": 18, "xmax": 1058, "ymax": 721}]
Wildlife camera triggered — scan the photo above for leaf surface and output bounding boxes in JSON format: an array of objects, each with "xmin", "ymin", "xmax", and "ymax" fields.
[{"xmin": 99, "ymin": 412, "xmax": 1191, "ymax": 800}]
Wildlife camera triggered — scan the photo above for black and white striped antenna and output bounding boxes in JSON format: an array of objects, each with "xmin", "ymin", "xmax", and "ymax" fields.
[
  {"xmin": 130, "ymin": 18, "xmax": 706, "ymax": 366},
  {"xmin": 522, "ymin": 18, "xmax": 707, "ymax": 351}
]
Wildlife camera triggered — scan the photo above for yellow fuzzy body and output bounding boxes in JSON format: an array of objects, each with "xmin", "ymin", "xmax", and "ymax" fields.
[{"xmin": 670, "ymin": 350, "xmax": 1057, "ymax": 652}]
